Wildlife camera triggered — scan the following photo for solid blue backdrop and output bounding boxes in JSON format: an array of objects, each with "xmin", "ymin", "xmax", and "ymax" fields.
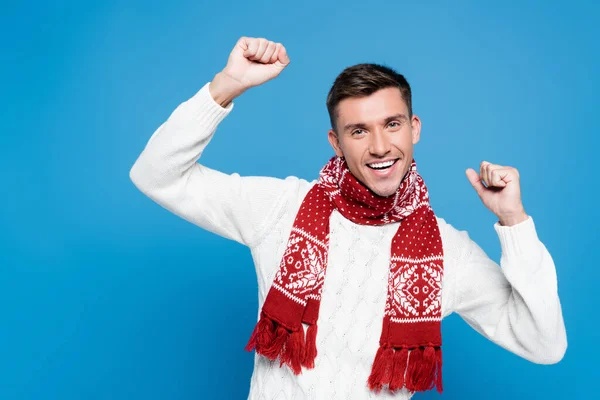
[{"xmin": 1, "ymin": 0, "xmax": 598, "ymax": 398}]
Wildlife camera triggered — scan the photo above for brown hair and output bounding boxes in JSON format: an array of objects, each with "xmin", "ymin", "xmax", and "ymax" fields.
[{"xmin": 326, "ymin": 63, "xmax": 412, "ymax": 133}]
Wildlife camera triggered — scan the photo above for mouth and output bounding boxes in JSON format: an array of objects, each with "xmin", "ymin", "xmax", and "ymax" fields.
[{"xmin": 366, "ymin": 158, "xmax": 400, "ymax": 177}]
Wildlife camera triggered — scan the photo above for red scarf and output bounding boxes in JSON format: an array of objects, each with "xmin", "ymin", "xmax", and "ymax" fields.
[{"xmin": 246, "ymin": 156, "xmax": 444, "ymax": 394}]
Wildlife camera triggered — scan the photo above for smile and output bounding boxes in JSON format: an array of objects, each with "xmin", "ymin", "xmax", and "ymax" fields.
[
  {"xmin": 367, "ymin": 159, "xmax": 399, "ymax": 170},
  {"xmin": 365, "ymin": 158, "xmax": 400, "ymax": 178}
]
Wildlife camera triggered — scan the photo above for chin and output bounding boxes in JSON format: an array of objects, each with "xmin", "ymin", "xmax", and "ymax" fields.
[
  {"xmin": 370, "ymin": 184, "xmax": 400, "ymax": 198},
  {"xmin": 359, "ymin": 174, "xmax": 403, "ymax": 198},
  {"xmin": 356, "ymin": 159, "xmax": 410, "ymax": 198},
  {"xmin": 377, "ymin": 189, "xmax": 399, "ymax": 198}
]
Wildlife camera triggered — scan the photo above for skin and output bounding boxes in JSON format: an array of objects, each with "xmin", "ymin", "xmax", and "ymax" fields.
[{"xmin": 209, "ymin": 36, "xmax": 529, "ymax": 226}]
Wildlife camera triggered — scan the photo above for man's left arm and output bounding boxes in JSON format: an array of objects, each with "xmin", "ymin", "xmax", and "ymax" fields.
[
  {"xmin": 453, "ymin": 161, "xmax": 567, "ymax": 363},
  {"xmin": 450, "ymin": 216, "xmax": 567, "ymax": 364}
]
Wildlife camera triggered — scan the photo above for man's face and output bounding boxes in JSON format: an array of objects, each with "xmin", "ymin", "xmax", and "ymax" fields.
[{"xmin": 328, "ymin": 87, "xmax": 421, "ymax": 197}]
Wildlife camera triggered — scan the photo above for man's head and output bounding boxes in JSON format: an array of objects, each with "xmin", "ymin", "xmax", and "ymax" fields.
[{"xmin": 326, "ymin": 63, "xmax": 421, "ymax": 197}]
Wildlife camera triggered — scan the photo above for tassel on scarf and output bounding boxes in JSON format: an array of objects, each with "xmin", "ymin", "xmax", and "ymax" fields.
[
  {"xmin": 280, "ymin": 329, "xmax": 305, "ymax": 374},
  {"xmin": 367, "ymin": 345, "xmax": 443, "ymax": 393},
  {"xmin": 367, "ymin": 346, "xmax": 394, "ymax": 392},
  {"xmin": 408, "ymin": 347, "xmax": 435, "ymax": 391},
  {"xmin": 246, "ymin": 313, "xmax": 318, "ymax": 375},
  {"xmin": 302, "ymin": 323, "xmax": 318, "ymax": 369},
  {"xmin": 388, "ymin": 348, "xmax": 409, "ymax": 391},
  {"xmin": 435, "ymin": 347, "xmax": 443, "ymax": 393},
  {"xmin": 245, "ymin": 315, "xmax": 288, "ymax": 360}
]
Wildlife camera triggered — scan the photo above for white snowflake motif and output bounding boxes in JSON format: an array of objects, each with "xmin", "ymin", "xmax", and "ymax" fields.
[
  {"xmin": 275, "ymin": 234, "xmax": 304, "ymax": 285},
  {"xmin": 284, "ymin": 240, "xmax": 326, "ymax": 296},
  {"xmin": 389, "ymin": 264, "xmax": 420, "ymax": 318},
  {"xmin": 421, "ymin": 262, "xmax": 443, "ymax": 316}
]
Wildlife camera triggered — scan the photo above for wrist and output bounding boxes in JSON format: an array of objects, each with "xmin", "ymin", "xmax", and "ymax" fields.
[
  {"xmin": 498, "ymin": 211, "xmax": 529, "ymax": 226},
  {"xmin": 209, "ymin": 72, "xmax": 247, "ymax": 108}
]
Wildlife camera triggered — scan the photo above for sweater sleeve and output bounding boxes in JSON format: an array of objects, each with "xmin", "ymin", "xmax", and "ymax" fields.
[
  {"xmin": 129, "ymin": 82, "xmax": 299, "ymax": 247},
  {"xmin": 449, "ymin": 216, "xmax": 567, "ymax": 364}
]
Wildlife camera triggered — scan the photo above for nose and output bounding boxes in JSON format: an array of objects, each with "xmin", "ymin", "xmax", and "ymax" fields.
[{"xmin": 368, "ymin": 129, "xmax": 391, "ymax": 157}]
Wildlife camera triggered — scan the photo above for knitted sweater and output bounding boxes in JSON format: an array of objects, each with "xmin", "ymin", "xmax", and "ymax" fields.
[{"xmin": 129, "ymin": 82, "xmax": 567, "ymax": 399}]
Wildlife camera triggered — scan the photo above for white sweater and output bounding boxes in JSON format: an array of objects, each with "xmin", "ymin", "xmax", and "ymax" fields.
[{"xmin": 129, "ymin": 82, "xmax": 567, "ymax": 399}]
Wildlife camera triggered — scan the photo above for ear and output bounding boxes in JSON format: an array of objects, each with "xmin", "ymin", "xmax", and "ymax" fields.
[
  {"xmin": 410, "ymin": 114, "xmax": 422, "ymax": 145},
  {"xmin": 328, "ymin": 129, "xmax": 344, "ymax": 157}
]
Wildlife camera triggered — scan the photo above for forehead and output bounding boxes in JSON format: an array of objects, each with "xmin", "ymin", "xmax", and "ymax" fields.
[{"xmin": 336, "ymin": 87, "xmax": 408, "ymax": 123}]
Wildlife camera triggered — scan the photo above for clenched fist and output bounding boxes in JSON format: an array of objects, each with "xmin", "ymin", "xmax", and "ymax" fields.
[
  {"xmin": 224, "ymin": 37, "xmax": 290, "ymax": 88},
  {"xmin": 466, "ymin": 161, "xmax": 528, "ymax": 226},
  {"xmin": 210, "ymin": 37, "xmax": 290, "ymax": 107}
]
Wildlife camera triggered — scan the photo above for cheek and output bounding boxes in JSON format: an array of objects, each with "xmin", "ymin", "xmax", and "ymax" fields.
[
  {"xmin": 347, "ymin": 154, "xmax": 362, "ymax": 169},
  {"xmin": 393, "ymin": 130, "xmax": 414, "ymax": 147},
  {"xmin": 343, "ymin": 143, "xmax": 362, "ymax": 161},
  {"xmin": 344, "ymin": 149, "xmax": 365, "ymax": 173}
]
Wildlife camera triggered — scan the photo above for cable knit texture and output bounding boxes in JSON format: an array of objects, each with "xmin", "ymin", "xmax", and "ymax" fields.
[{"xmin": 129, "ymin": 82, "xmax": 567, "ymax": 399}]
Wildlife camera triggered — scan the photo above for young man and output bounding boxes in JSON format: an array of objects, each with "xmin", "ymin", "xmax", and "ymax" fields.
[{"xmin": 130, "ymin": 37, "xmax": 567, "ymax": 399}]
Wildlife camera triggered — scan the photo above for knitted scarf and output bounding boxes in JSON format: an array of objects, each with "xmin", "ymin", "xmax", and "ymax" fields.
[{"xmin": 245, "ymin": 156, "xmax": 444, "ymax": 394}]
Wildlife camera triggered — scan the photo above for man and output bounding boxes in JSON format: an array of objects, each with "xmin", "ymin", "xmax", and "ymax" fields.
[{"xmin": 130, "ymin": 37, "xmax": 567, "ymax": 399}]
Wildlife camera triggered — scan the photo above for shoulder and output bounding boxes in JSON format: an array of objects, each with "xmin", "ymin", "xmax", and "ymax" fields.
[
  {"xmin": 434, "ymin": 216, "xmax": 474, "ymax": 265},
  {"xmin": 276, "ymin": 175, "xmax": 317, "ymax": 216},
  {"xmin": 434, "ymin": 216, "xmax": 477, "ymax": 313},
  {"xmin": 248, "ymin": 175, "xmax": 316, "ymax": 246}
]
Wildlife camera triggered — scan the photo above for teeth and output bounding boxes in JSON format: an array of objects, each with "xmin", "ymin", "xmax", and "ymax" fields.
[{"xmin": 368, "ymin": 160, "xmax": 395, "ymax": 169}]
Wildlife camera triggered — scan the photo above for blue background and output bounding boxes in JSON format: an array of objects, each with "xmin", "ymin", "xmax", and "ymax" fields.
[{"xmin": 1, "ymin": 0, "xmax": 598, "ymax": 398}]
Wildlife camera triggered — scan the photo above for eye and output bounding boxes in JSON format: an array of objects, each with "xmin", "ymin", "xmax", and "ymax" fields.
[
  {"xmin": 352, "ymin": 129, "xmax": 365, "ymax": 136},
  {"xmin": 388, "ymin": 121, "xmax": 401, "ymax": 128}
]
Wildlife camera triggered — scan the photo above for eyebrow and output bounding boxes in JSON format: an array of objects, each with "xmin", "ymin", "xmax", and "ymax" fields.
[{"xmin": 342, "ymin": 113, "xmax": 408, "ymax": 132}]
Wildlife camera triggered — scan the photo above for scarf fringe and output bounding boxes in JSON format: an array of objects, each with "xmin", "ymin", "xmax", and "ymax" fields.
[
  {"xmin": 302, "ymin": 323, "xmax": 318, "ymax": 368},
  {"xmin": 245, "ymin": 314, "xmax": 318, "ymax": 375},
  {"xmin": 367, "ymin": 346, "xmax": 443, "ymax": 393},
  {"xmin": 388, "ymin": 348, "xmax": 409, "ymax": 391}
]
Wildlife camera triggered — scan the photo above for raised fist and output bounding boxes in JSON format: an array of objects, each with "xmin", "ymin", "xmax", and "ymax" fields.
[{"xmin": 221, "ymin": 37, "xmax": 290, "ymax": 91}]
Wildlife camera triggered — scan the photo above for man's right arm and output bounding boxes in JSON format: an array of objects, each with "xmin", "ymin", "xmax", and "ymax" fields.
[{"xmin": 129, "ymin": 37, "xmax": 301, "ymax": 247}]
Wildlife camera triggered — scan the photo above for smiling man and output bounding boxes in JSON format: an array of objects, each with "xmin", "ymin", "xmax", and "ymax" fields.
[{"xmin": 129, "ymin": 37, "xmax": 567, "ymax": 399}]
